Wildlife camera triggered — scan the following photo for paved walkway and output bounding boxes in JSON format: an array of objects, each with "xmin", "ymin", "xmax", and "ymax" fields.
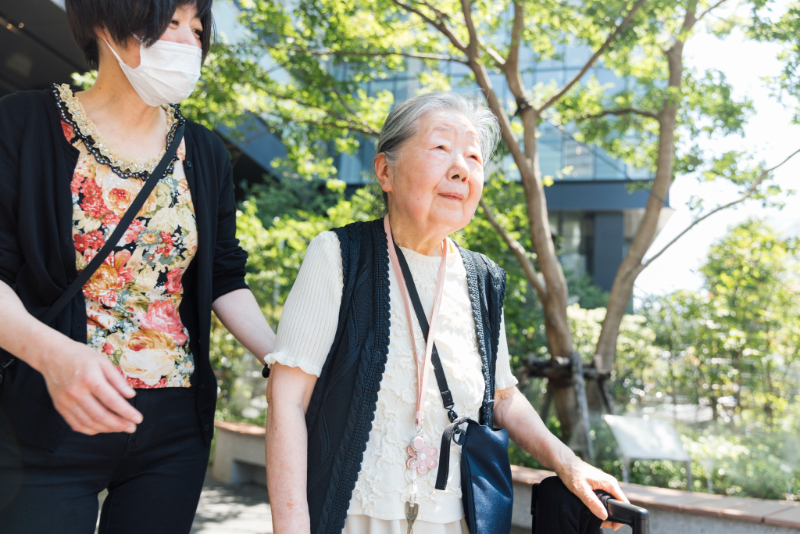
[
  {"xmin": 191, "ymin": 475, "xmax": 273, "ymax": 534},
  {"xmin": 96, "ymin": 474, "xmax": 273, "ymax": 534},
  {"xmin": 190, "ymin": 476, "xmax": 534, "ymax": 534},
  {"xmin": 99, "ymin": 473, "xmax": 536, "ymax": 533}
]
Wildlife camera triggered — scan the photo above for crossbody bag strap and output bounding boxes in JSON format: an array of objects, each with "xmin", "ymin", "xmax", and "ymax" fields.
[
  {"xmin": 42, "ymin": 122, "xmax": 185, "ymax": 325},
  {"xmin": 0, "ymin": 123, "xmax": 185, "ymax": 382},
  {"xmin": 434, "ymin": 415, "xmax": 474, "ymax": 490},
  {"xmin": 393, "ymin": 243, "xmax": 458, "ymax": 421}
]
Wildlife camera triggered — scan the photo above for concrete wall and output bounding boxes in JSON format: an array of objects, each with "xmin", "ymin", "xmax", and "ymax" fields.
[
  {"xmin": 639, "ymin": 508, "xmax": 800, "ymax": 534},
  {"xmin": 509, "ymin": 477, "xmax": 798, "ymax": 534}
]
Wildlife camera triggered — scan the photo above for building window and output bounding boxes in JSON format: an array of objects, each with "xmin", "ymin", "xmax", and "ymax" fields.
[{"xmin": 549, "ymin": 211, "xmax": 594, "ymax": 278}]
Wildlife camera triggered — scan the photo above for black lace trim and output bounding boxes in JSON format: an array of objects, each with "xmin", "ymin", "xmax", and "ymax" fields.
[
  {"xmin": 325, "ymin": 220, "xmax": 392, "ymax": 534},
  {"xmin": 51, "ymin": 83, "xmax": 185, "ymax": 181},
  {"xmin": 457, "ymin": 244, "xmax": 506, "ymax": 429}
]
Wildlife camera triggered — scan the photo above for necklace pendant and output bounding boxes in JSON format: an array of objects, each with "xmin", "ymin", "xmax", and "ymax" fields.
[{"xmin": 406, "ymin": 437, "xmax": 439, "ymax": 475}]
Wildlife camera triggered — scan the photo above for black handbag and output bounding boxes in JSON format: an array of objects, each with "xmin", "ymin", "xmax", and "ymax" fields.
[
  {"xmin": 0, "ymin": 123, "xmax": 186, "ymax": 384},
  {"xmin": 393, "ymin": 243, "xmax": 514, "ymax": 534}
]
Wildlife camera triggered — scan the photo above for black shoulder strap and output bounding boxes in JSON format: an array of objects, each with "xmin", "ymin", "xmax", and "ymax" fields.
[
  {"xmin": 41, "ymin": 122, "xmax": 185, "ymax": 325},
  {"xmin": 392, "ymin": 242, "xmax": 458, "ymax": 421},
  {"xmin": 0, "ymin": 123, "xmax": 185, "ymax": 382}
]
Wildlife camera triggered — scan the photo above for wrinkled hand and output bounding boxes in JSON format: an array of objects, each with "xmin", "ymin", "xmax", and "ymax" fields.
[
  {"xmin": 556, "ymin": 456, "xmax": 629, "ymax": 531},
  {"xmin": 40, "ymin": 340, "xmax": 143, "ymax": 435}
]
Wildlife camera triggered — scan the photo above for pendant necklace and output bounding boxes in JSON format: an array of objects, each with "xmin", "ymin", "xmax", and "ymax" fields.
[{"xmin": 384, "ymin": 216, "xmax": 448, "ymax": 533}]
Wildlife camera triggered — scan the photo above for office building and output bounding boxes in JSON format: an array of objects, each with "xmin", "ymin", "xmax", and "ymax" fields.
[{"xmin": 0, "ymin": 0, "xmax": 671, "ymax": 292}]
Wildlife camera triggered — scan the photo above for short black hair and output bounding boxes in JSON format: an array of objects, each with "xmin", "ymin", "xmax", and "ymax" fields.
[{"xmin": 66, "ymin": 0, "xmax": 215, "ymax": 69}]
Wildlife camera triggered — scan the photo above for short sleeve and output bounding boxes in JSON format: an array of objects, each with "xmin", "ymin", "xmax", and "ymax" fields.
[
  {"xmin": 265, "ymin": 231, "xmax": 343, "ymax": 377},
  {"xmin": 495, "ymin": 311, "xmax": 518, "ymax": 390},
  {"xmin": 211, "ymin": 147, "xmax": 249, "ymax": 301}
]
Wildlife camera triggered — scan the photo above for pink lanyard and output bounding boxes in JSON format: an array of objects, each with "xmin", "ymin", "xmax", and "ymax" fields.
[{"xmin": 384, "ymin": 215, "xmax": 447, "ymax": 430}]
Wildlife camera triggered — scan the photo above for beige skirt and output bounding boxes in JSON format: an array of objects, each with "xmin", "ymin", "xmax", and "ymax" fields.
[{"xmin": 342, "ymin": 515, "xmax": 468, "ymax": 534}]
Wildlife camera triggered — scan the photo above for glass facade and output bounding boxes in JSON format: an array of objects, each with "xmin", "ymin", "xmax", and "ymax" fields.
[
  {"xmin": 335, "ymin": 42, "xmax": 651, "ymax": 185},
  {"xmin": 549, "ymin": 212, "xmax": 595, "ymax": 279},
  {"xmin": 210, "ymin": 1, "xmax": 663, "ymax": 290},
  {"xmin": 327, "ymin": 43, "xmax": 660, "ymax": 289}
]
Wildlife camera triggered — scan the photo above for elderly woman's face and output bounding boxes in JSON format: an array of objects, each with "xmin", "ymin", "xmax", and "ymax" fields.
[{"xmin": 378, "ymin": 110, "xmax": 485, "ymax": 236}]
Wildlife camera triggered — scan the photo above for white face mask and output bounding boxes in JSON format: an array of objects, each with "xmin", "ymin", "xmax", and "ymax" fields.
[{"xmin": 103, "ymin": 37, "xmax": 202, "ymax": 107}]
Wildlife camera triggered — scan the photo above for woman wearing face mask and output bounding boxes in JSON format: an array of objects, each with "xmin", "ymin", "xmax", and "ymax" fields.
[{"xmin": 0, "ymin": 1, "xmax": 275, "ymax": 532}]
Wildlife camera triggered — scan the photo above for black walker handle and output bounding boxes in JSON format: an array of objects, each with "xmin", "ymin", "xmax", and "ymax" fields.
[{"xmin": 605, "ymin": 498, "xmax": 649, "ymax": 534}]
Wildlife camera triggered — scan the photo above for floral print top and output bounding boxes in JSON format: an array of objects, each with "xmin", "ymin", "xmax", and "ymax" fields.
[{"xmin": 54, "ymin": 84, "xmax": 197, "ymax": 389}]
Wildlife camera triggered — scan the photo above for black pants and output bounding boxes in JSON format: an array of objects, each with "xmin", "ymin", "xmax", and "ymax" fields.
[{"xmin": 0, "ymin": 387, "xmax": 210, "ymax": 534}]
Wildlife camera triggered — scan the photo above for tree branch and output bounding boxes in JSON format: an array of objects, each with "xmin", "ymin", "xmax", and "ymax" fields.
[
  {"xmin": 260, "ymin": 86, "xmax": 380, "ymax": 134},
  {"xmin": 696, "ymin": 0, "xmax": 728, "ymax": 23},
  {"xmin": 332, "ymin": 89, "xmax": 356, "ymax": 115},
  {"xmin": 641, "ymin": 146, "xmax": 800, "ymax": 270},
  {"xmin": 578, "ymin": 107, "xmax": 660, "ymax": 121},
  {"xmin": 289, "ymin": 118, "xmax": 380, "ymax": 137},
  {"xmin": 460, "ymin": 0, "xmax": 480, "ymax": 58},
  {"xmin": 413, "ymin": 0, "xmax": 458, "ymax": 25},
  {"xmin": 477, "ymin": 36, "xmax": 507, "ymax": 68},
  {"xmin": 390, "ymin": 0, "xmax": 468, "ymax": 52},
  {"xmin": 504, "ymin": 2, "xmax": 528, "ymax": 106},
  {"xmin": 507, "ymin": 2, "xmax": 524, "ymax": 71},
  {"xmin": 480, "ymin": 198, "xmax": 547, "ymax": 298},
  {"xmin": 405, "ymin": 0, "xmax": 504, "ymax": 67},
  {"xmin": 291, "ymin": 47, "xmax": 468, "ymax": 64},
  {"xmin": 537, "ymin": 0, "xmax": 647, "ymax": 113},
  {"xmin": 258, "ymin": 88, "xmax": 366, "ymax": 126}
]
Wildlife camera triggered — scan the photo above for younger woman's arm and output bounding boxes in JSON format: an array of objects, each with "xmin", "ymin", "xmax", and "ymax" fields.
[
  {"xmin": 212, "ymin": 288, "xmax": 275, "ymax": 364},
  {"xmin": 0, "ymin": 280, "xmax": 142, "ymax": 434}
]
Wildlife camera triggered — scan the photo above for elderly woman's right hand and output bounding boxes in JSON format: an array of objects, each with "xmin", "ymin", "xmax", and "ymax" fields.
[{"xmin": 39, "ymin": 338, "xmax": 143, "ymax": 435}]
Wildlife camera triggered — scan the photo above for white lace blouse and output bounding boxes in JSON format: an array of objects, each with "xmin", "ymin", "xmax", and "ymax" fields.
[{"xmin": 266, "ymin": 231, "xmax": 518, "ymax": 528}]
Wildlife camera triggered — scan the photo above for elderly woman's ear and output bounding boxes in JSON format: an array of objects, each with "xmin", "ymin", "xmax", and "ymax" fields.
[{"xmin": 374, "ymin": 152, "xmax": 394, "ymax": 195}]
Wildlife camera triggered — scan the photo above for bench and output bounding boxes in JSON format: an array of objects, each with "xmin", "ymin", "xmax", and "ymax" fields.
[
  {"xmin": 213, "ymin": 421, "xmax": 800, "ymax": 533},
  {"xmin": 212, "ymin": 421, "xmax": 268, "ymax": 487}
]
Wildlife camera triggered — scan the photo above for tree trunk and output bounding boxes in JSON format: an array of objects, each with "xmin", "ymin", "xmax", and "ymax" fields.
[
  {"xmin": 594, "ymin": 5, "xmax": 696, "ymax": 375},
  {"xmin": 468, "ymin": 59, "xmax": 581, "ymax": 441}
]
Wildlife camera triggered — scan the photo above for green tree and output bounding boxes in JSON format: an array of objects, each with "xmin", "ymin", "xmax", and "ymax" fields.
[
  {"xmin": 640, "ymin": 219, "xmax": 800, "ymax": 426},
  {"xmin": 601, "ymin": 220, "xmax": 800, "ymax": 498},
  {"xmin": 189, "ymin": 0, "xmax": 800, "ymax": 454},
  {"xmin": 209, "ymin": 177, "xmax": 377, "ymax": 416},
  {"xmin": 699, "ymin": 219, "xmax": 800, "ymax": 425}
]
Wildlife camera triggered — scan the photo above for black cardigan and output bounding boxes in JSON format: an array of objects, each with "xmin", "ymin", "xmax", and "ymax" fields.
[
  {"xmin": 0, "ymin": 88, "xmax": 248, "ymax": 451},
  {"xmin": 305, "ymin": 219, "xmax": 506, "ymax": 533}
]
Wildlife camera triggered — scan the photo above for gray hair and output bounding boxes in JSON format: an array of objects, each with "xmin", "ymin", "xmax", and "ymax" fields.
[{"xmin": 375, "ymin": 91, "xmax": 501, "ymax": 176}]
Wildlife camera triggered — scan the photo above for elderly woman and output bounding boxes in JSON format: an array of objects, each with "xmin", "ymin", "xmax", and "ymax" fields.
[
  {"xmin": 0, "ymin": 1, "xmax": 275, "ymax": 532},
  {"xmin": 266, "ymin": 91, "xmax": 626, "ymax": 534}
]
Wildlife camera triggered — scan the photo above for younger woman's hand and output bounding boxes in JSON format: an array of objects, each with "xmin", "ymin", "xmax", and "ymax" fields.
[{"xmin": 39, "ymin": 339, "xmax": 143, "ymax": 435}]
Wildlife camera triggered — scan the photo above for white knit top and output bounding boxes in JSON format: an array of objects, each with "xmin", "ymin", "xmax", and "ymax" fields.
[{"xmin": 267, "ymin": 231, "xmax": 518, "ymax": 525}]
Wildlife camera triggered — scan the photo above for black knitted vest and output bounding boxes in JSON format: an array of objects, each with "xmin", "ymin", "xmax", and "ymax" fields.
[{"xmin": 305, "ymin": 219, "xmax": 507, "ymax": 534}]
